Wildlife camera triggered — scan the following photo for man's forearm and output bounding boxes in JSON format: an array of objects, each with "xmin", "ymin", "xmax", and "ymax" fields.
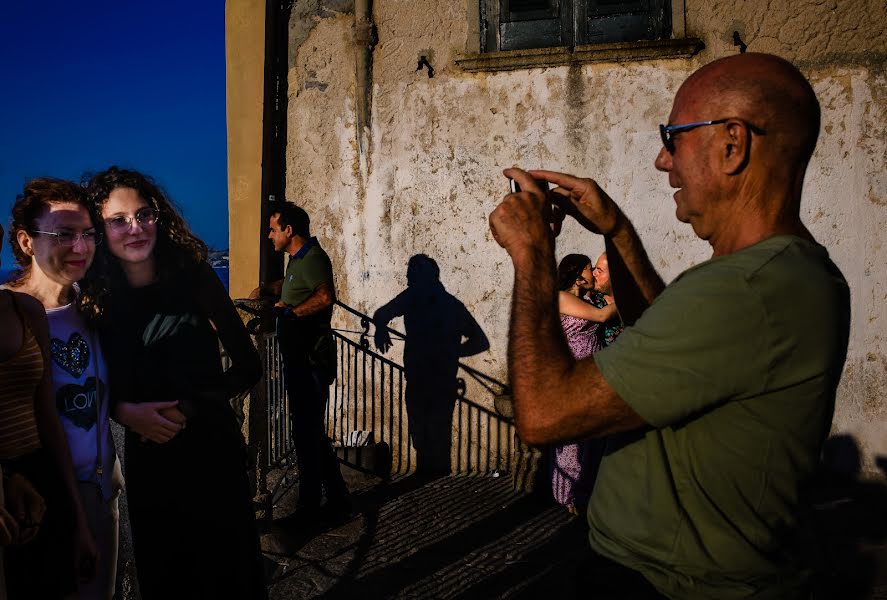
[
  {"xmin": 508, "ymin": 248, "xmax": 580, "ymax": 444},
  {"xmin": 606, "ymin": 219, "xmax": 665, "ymax": 326},
  {"xmin": 291, "ymin": 282, "xmax": 336, "ymax": 317}
]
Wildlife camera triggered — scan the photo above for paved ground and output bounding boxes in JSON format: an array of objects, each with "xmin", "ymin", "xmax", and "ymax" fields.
[
  {"xmin": 261, "ymin": 461, "xmax": 887, "ymax": 600},
  {"xmin": 264, "ymin": 464, "xmax": 589, "ymax": 599}
]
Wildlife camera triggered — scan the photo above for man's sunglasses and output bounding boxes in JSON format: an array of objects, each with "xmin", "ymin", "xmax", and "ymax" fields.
[{"xmin": 659, "ymin": 118, "xmax": 765, "ymax": 154}]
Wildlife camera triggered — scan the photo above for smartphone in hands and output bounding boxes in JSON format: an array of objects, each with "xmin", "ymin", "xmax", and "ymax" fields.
[
  {"xmin": 508, "ymin": 178, "xmax": 564, "ymax": 236},
  {"xmin": 509, "ymin": 178, "xmax": 550, "ymax": 193}
]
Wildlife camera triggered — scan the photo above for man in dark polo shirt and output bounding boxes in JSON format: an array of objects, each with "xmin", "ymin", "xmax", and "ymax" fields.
[{"xmin": 251, "ymin": 202, "xmax": 349, "ymax": 521}]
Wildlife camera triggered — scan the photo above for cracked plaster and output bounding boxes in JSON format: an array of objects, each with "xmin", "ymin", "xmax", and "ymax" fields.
[{"xmin": 273, "ymin": 0, "xmax": 887, "ymax": 474}]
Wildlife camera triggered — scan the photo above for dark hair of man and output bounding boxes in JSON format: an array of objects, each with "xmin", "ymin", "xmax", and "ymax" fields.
[
  {"xmin": 6, "ymin": 178, "xmax": 86, "ymax": 287},
  {"xmin": 78, "ymin": 166, "xmax": 208, "ymax": 321},
  {"xmin": 273, "ymin": 203, "xmax": 310, "ymax": 239},
  {"xmin": 557, "ymin": 254, "xmax": 592, "ymax": 291}
]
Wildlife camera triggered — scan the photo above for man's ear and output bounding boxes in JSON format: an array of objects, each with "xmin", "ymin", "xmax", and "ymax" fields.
[
  {"xmin": 721, "ymin": 119, "xmax": 751, "ymax": 175},
  {"xmin": 284, "ymin": 224, "xmax": 294, "ymax": 238}
]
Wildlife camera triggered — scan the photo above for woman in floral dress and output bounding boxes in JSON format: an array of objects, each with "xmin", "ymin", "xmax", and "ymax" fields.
[{"xmin": 551, "ymin": 254, "xmax": 619, "ymax": 513}]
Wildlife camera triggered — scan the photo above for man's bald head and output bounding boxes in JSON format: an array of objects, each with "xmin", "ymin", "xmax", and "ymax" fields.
[{"xmin": 678, "ymin": 53, "xmax": 820, "ymax": 169}]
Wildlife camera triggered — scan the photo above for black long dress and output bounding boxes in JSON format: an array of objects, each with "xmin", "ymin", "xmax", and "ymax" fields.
[{"xmin": 101, "ymin": 262, "xmax": 266, "ymax": 600}]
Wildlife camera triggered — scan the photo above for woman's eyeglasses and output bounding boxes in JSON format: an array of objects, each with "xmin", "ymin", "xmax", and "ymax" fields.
[
  {"xmin": 30, "ymin": 230, "xmax": 102, "ymax": 246},
  {"xmin": 103, "ymin": 207, "xmax": 160, "ymax": 233}
]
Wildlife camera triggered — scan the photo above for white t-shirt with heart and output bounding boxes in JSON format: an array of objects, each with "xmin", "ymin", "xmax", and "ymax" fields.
[{"xmin": 46, "ymin": 291, "xmax": 121, "ymax": 500}]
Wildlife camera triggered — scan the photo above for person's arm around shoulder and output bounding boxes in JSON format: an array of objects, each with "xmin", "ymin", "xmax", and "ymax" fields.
[
  {"xmin": 489, "ymin": 169, "xmax": 647, "ymax": 445},
  {"xmin": 20, "ymin": 293, "xmax": 98, "ymax": 583},
  {"xmin": 558, "ymin": 291, "xmax": 618, "ymax": 323}
]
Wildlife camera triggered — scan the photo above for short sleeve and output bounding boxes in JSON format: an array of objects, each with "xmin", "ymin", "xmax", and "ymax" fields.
[
  {"xmin": 594, "ymin": 269, "xmax": 771, "ymax": 428},
  {"xmin": 300, "ymin": 249, "xmax": 333, "ymax": 292}
]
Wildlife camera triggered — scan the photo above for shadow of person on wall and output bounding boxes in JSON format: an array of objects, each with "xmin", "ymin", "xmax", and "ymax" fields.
[
  {"xmin": 372, "ymin": 255, "xmax": 490, "ymax": 477},
  {"xmin": 801, "ymin": 433, "xmax": 887, "ymax": 599}
]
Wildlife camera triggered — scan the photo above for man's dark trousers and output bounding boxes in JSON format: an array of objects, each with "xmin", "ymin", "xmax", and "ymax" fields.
[{"xmin": 277, "ymin": 317, "xmax": 347, "ymax": 508}]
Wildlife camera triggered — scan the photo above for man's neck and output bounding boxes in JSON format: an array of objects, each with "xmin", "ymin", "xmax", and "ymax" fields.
[
  {"xmin": 708, "ymin": 213, "xmax": 810, "ymax": 257},
  {"xmin": 285, "ymin": 235, "xmax": 309, "ymax": 256},
  {"xmin": 709, "ymin": 176, "xmax": 811, "ymax": 256}
]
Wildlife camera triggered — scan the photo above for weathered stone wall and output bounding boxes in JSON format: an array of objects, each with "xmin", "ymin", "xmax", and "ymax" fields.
[{"xmin": 269, "ymin": 0, "xmax": 887, "ymax": 473}]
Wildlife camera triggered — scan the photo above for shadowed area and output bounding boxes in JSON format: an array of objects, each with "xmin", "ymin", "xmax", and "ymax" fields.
[{"xmin": 266, "ymin": 467, "xmax": 588, "ymax": 599}]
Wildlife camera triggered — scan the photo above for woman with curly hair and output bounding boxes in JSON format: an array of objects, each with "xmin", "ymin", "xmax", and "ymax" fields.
[{"xmin": 80, "ymin": 167, "xmax": 266, "ymax": 599}]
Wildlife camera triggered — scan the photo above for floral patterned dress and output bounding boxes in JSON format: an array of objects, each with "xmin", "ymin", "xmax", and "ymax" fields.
[
  {"xmin": 589, "ymin": 291, "xmax": 624, "ymax": 347},
  {"xmin": 552, "ymin": 296, "xmax": 603, "ymax": 509}
]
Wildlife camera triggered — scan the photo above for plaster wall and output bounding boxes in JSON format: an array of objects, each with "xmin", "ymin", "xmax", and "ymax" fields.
[
  {"xmin": 226, "ymin": 0, "xmax": 266, "ymax": 299},
  {"xmin": 270, "ymin": 0, "xmax": 886, "ymax": 472}
]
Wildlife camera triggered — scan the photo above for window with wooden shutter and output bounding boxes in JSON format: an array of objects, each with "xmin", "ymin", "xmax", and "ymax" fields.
[{"xmin": 482, "ymin": 0, "xmax": 671, "ymax": 52}]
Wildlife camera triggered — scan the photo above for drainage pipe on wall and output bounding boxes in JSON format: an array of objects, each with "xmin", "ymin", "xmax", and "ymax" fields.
[{"xmin": 354, "ymin": 0, "xmax": 376, "ymax": 158}]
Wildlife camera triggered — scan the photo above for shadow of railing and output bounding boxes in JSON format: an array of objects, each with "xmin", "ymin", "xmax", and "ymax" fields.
[
  {"xmin": 235, "ymin": 299, "xmax": 514, "ymax": 498},
  {"xmin": 328, "ymin": 301, "xmax": 513, "ymax": 477}
]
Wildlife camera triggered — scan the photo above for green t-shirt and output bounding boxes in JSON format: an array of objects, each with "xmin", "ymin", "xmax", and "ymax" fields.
[
  {"xmin": 592, "ymin": 236, "xmax": 850, "ymax": 599},
  {"xmin": 281, "ymin": 240, "xmax": 336, "ymax": 378},
  {"xmin": 281, "ymin": 241, "xmax": 333, "ymax": 312}
]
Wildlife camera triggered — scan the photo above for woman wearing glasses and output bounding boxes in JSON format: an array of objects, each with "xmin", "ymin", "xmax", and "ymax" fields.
[
  {"xmin": 80, "ymin": 167, "xmax": 265, "ymax": 600},
  {"xmin": 4, "ymin": 178, "xmax": 111, "ymax": 598}
]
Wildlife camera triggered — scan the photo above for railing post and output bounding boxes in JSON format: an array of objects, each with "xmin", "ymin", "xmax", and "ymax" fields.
[{"xmin": 246, "ymin": 332, "xmax": 272, "ymax": 527}]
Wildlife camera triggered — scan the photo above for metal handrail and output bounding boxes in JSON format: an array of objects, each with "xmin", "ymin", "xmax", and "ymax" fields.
[{"xmin": 236, "ymin": 297, "xmax": 516, "ymax": 521}]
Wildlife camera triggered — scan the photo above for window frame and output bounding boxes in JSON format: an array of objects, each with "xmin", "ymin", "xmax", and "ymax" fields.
[{"xmin": 482, "ymin": 0, "xmax": 674, "ymax": 53}]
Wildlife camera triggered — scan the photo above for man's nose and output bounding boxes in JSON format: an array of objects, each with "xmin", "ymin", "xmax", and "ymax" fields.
[{"xmin": 654, "ymin": 146, "xmax": 672, "ymax": 172}]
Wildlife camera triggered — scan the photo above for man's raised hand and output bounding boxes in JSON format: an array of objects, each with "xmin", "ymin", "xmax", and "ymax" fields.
[
  {"xmin": 529, "ymin": 170, "xmax": 624, "ymax": 236},
  {"xmin": 489, "ymin": 168, "xmax": 555, "ymax": 260}
]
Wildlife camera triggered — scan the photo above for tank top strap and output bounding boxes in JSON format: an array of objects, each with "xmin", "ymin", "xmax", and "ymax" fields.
[{"xmin": 6, "ymin": 289, "xmax": 30, "ymax": 331}]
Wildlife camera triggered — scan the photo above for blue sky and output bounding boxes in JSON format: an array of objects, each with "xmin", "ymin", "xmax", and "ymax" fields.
[{"xmin": 0, "ymin": 1, "xmax": 228, "ymax": 268}]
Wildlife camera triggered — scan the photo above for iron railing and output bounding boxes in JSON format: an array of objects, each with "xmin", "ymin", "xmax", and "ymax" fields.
[{"xmin": 240, "ymin": 300, "xmax": 514, "ymax": 480}]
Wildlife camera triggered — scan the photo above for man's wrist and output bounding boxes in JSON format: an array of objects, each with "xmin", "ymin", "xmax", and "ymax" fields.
[
  {"xmin": 606, "ymin": 213, "xmax": 633, "ymax": 243},
  {"xmin": 510, "ymin": 244, "xmax": 553, "ymax": 274}
]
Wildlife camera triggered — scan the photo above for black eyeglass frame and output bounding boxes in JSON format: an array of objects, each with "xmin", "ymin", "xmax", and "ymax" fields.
[
  {"xmin": 659, "ymin": 119, "xmax": 729, "ymax": 154},
  {"xmin": 659, "ymin": 118, "xmax": 766, "ymax": 154},
  {"xmin": 29, "ymin": 229, "xmax": 103, "ymax": 246}
]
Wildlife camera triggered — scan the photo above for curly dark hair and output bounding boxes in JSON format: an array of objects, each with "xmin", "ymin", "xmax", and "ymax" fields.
[
  {"xmin": 79, "ymin": 166, "xmax": 208, "ymax": 321},
  {"xmin": 557, "ymin": 253, "xmax": 591, "ymax": 292},
  {"xmin": 6, "ymin": 177, "xmax": 86, "ymax": 287}
]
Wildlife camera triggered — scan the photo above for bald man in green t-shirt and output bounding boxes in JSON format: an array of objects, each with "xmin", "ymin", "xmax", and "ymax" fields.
[{"xmin": 489, "ymin": 54, "xmax": 850, "ymax": 599}]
